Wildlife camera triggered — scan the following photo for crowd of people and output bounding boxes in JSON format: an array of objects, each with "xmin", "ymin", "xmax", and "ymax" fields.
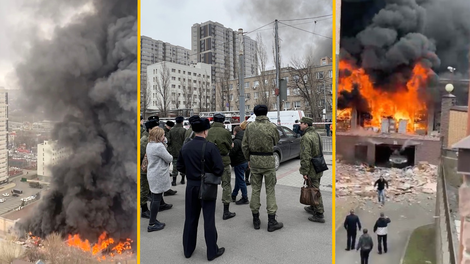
[{"xmin": 139, "ymin": 105, "xmax": 327, "ymax": 261}]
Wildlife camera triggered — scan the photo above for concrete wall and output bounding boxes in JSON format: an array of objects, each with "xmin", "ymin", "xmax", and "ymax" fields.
[
  {"xmin": 449, "ymin": 110, "xmax": 468, "ymax": 148},
  {"xmin": 336, "ymin": 134, "xmax": 441, "ymax": 165},
  {"xmin": 0, "ymin": 217, "xmax": 16, "ymax": 237}
]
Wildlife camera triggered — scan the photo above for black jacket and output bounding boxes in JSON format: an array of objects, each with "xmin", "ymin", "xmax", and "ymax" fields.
[
  {"xmin": 229, "ymin": 131, "xmax": 247, "ymax": 166},
  {"xmin": 344, "ymin": 214, "xmax": 362, "ymax": 233},
  {"xmin": 374, "ymin": 179, "xmax": 389, "ymax": 190},
  {"xmin": 373, "ymin": 217, "xmax": 391, "ymax": 235},
  {"xmin": 177, "ymin": 137, "xmax": 224, "ymax": 186}
]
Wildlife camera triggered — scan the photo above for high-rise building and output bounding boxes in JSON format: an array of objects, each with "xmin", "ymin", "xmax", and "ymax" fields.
[
  {"xmin": 140, "ymin": 36, "xmax": 192, "ymax": 113},
  {"xmin": 37, "ymin": 140, "xmax": 72, "ymax": 180},
  {"xmin": 0, "ymin": 88, "xmax": 7, "ymax": 184},
  {"xmin": 191, "ymin": 21, "xmax": 258, "ymax": 108}
]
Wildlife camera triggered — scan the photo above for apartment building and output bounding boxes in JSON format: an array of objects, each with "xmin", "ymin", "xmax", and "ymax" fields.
[
  {"xmin": 0, "ymin": 89, "xmax": 7, "ymax": 184},
  {"xmin": 147, "ymin": 61, "xmax": 212, "ymax": 115},
  {"xmin": 37, "ymin": 140, "xmax": 72, "ymax": 180},
  {"xmin": 222, "ymin": 57, "xmax": 333, "ymax": 120}
]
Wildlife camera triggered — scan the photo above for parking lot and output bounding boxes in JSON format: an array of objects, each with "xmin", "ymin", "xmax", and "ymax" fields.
[{"xmin": 0, "ymin": 176, "xmax": 44, "ymax": 216}]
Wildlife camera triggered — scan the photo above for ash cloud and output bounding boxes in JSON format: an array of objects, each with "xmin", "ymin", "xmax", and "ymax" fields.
[{"xmin": 16, "ymin": 0, "xmax": 137, "ymax": 243}]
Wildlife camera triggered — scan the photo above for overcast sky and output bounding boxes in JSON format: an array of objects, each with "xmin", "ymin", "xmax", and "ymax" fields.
[{"xmin": 142, "ymin": 0, "xmax": 333, "ymax": 69}]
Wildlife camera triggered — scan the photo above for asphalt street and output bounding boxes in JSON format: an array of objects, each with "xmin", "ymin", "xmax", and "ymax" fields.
[
  {"xmin": 140, "ymin": 157, "xmax": 333, "ymax": 264},
  {"xmin": 0, "ymin": 176, "xmax": 43, "ymax": 216}
]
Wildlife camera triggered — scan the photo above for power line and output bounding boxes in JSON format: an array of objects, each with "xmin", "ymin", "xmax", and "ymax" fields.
[
  {"xmin": 278, "ymin": 21, "xmax": 332, "ymax": 39},
  {"xmin": 245, "ymin": 21, "xmax": 275, "ymax": 35},
  {"xmin": 278, "ymin": 14, "xmax": 332, "ymax": 22}
]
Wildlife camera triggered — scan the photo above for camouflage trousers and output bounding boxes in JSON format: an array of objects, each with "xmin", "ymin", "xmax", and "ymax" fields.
[
  {"xmin": 140, "ymin": 173, "xmax": 149, "ymax": 207},
  {"xmin": 221, "ymin": 165, "xmax": 232, "ymax": 204},
  {"xmin": 308, "ymin": 173, "xmax": 324, "ymax": 214},
  {"xmin": 250, "ymin": 167, "xmax": 278, "ymax": 215},
  {"xmin": 171, "ymin": 157, "xmax": 185, "ymax": 177}
]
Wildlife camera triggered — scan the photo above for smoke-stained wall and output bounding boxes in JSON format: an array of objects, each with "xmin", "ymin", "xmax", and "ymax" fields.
[{"xmin": 15, "ymin": 0, "xmax": 137, "ymax": 242}]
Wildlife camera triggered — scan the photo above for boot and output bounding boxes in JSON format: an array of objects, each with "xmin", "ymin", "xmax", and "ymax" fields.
[
  {"xmin": 252, "ymin": 213, "xmax": 260, "ymax": 230},
  {"xmin": 164, "ymin": 189, "xmax": 177, "ymax": 196},
  {"xmin": 222, "ymin": 203, "xmax": 236, "ymax": 220},
  {"xmin": 141, "ymin": 204, "xmax": 150, "ymax": 219},
  {"xmin": 159, "ymin": 203, "xmax": 173, "ymax": 212},
  {"xmin": 171, "ymin": 177, "xmax": 177, "ymax": 186},
  {"xmin": 308, "ymin": 213, "xmax": 326, "ymax": 223},
  {"xmin": 180, "ymin": 175, "xmax": 185, "ymax": 184},
  {"xmin": 304, "ymin": 206, "xmax": 315, "ymax": 215},
  {"xmin": 267, "ymin": 214, "xmax": 283, "ymax": 232},
  {"xmin": 147, "ymin": 221, "xmax": 165, "ymax": 232},
  {"xmin": 235, "ymin": 196, "xmax": 249, "ymax": 205}
]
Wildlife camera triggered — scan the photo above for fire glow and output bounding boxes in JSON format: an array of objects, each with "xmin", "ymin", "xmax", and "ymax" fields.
[
  {"xmin": 338, "ymin": 60, "xmax": 432, "ymax": 133},
  {"xmin": 67, "ymin": 232, "xmax": 132, "ymax": 261}
]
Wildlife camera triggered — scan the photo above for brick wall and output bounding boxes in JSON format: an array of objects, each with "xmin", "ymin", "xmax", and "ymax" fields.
[{"xmin": 449, "ymin": 110, "xmax": 468, "ymax": 147}]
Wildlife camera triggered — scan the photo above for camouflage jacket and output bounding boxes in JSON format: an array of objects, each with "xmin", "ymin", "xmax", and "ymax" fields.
[
  {"xmin": 185, "ymin": 126, "xmax": 195, "ymax": 139},
  {"xmin": 299, "ymin": 126, "xmax": 323, "ymax": 177},
  {"xmin": 167, "ymin": 123, "xmax": 186, "ymax": 157},
  {"xmin": 206, "ymin": 122, "xmax": 232, "ymax": 166},
  {"xmin": 242, "ymin": 116, "xmax": 279, "ymax": 169},
  {"xmin": 140, "ymin": 132, "xmax": 148, "ymax": 164},
  {"xmin": 164, "ymin": 127, "xmax": 170, "ymax": 138}
]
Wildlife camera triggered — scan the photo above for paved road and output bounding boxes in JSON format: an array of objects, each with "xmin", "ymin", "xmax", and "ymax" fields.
[
  {"xmin": 141, "ymin": 157, "xmax": 333, "ymax": 263},
  {"xmin": 335, "ymin": 194, "xmax": 436, "ymax": 264},
  {"xmin": 0, "ymin": 177, "xmax": 43, "ymax": 215}
]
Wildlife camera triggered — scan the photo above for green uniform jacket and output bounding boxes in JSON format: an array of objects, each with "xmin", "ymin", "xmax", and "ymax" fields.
[
  {"xmin": 167, "ymin": 123, "xmax": 186, "ymax": 157},
  {"xmin": 164, "ymin": 127, "xmax": 170, "ymax": 138},
  {"xmin": 242, "ymin": 116, "xmax": 280, "ymax": 169},
  {"xmin": 299, "ymin": 126, "xmax": 323, "ymax": 177},
  {"xmin": 140, "ymin": 132, "xmax": 148, "ymax": 163},
  {"xmin": 185, "ymin": 127, "xmax": 195, "ymax": 139},
  {"xmin": 206, "ymin": 122, "xmax": 232, "ymax": 166}
]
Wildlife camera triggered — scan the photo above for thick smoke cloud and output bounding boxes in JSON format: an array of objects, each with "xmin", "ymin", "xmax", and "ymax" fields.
[
  {"xmin": 16, "ymin": 0, "xmax": 137, "ymax": 243},
  {"xmin": 339, "ymin": 0, "xmax": 470, "ymax": 109}
]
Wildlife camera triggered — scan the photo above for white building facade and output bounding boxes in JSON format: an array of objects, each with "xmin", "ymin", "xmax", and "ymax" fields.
[
  {"xmin": 147, "ymin": 61, "xmax": 212, "ymax": 114},
  {"xmin": 0, "ymin": 89, "xmax": 8, "ymax": 184},
  {"xmin": 37, "ymin": 140, "xmax": 71, "ymax": 179}
]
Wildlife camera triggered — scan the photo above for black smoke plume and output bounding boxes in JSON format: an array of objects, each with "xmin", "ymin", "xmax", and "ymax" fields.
[
  {"xmin": 339, "ymin": 0, "xmax": 470, "ymax": 109},
  {"xmin": 15, "ymin": 0, "xmax": 137, "ymax": 243}
]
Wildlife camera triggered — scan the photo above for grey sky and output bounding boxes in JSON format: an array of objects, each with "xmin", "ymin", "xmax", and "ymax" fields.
[{"xmin": 142, "ymin": 0, "xmax": 333, "ymax": 69}]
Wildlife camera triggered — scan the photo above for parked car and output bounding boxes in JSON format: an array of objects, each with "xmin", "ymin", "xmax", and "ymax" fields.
[{"xmin": 273, "ymin": 126, "xmax": 301, "ymax": 171}]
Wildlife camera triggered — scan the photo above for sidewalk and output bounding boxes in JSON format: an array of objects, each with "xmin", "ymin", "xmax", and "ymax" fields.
[{"xmin": 335, "ymin": 194, "xmax": 436, "ymax": 263}]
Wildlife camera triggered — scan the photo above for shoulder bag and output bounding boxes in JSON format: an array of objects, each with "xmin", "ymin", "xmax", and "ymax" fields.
[
  {"xmin": 199, "ymin": 141, "xmax": 222, "ymax": 201},
  {"xmin": 310, "ymin": 132, "xmax": 328, "ymax": 174},
  {"xmin": 183, "ymin": 131, "xmax": 194, "ymax": 146},
  {"xmin": 300, "ymin": 177, "xmax": 322, "ymax": 206}
]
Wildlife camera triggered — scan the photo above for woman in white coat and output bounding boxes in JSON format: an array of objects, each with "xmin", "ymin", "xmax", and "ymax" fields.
[{"xmin": 146, "ymin": 127, "xmax": 173, "ymax": 232}]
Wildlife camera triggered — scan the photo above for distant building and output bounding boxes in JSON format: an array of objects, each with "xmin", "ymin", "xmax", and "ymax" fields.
[
  {"xmin": 0, "ymin": 88, "xmax": 8, "ymax": 184},
  {"xmin": 37, "ymin": 140, "xmax": 71, "ymax": 180},
  {"xmin": 147, "ymin": 61, "xmax": 212, "ymax": 116}
]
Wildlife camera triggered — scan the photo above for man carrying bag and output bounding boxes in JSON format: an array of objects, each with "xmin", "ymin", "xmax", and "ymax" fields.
[
  {"xmin": 177, "ymin": 116, "xmax": 225, "ymax": 261},
  {"xmin": 299, "ymin": 117, "xmax": 327, "ymax": 223}
]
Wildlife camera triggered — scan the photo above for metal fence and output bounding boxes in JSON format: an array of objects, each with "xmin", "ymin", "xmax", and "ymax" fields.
[{"xmin": 321, "ymin": 136, "xmax": 332, "ymax": 154}]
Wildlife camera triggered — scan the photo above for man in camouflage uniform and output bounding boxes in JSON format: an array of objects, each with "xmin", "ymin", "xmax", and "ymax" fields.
[
  {"xmin": 168, "ymin": 116, "xmax": 187, "ymax": 185},
  {"xmin": 164, "ymin": 121, "xmax": 174, "ymax": 138},
  {"xmin": 206, "ymin": 113, "xmax": 235, "ymax": 220},
  {"xmin": 299, "ymin": 116, "xmax": 325, "ymax": 223},
  {"xmin": 242, "ymin": 105, "xmax": 283, "ymax": 232}
]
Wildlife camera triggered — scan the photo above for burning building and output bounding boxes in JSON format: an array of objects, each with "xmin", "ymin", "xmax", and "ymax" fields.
[
  {"xmin": 9, "ymin": 0, "xmax": 137, "ymax": 260},
  {"xmin": 337, "ymin": 0, "xmax": 470, "ymax": 166}
]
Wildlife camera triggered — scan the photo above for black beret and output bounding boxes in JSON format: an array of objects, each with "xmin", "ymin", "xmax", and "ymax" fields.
[
  {"xmin": 254, "ymin": 105, "xmax": 268, "ymax": 116},
  {"xmin": 191, "ymin": 117, "xmax": 211, "ymax": 132},
  {"xmin": 144, "ymin": 120, "xmax": 159, "ymax": 132},
  {"xmin": 213, "ymin": 113, "xmax": 225, "ymax": 123},
  {"xmin": 175, "ymin": 116, "xmax": 184, "ymax": 123},
  {"xmin": 166, "ymin": 121, "xmax": 175, "ymax": 127},
  {"xmin": 148, "ymin": 115, "xmax": 159, "ymax": 122}
]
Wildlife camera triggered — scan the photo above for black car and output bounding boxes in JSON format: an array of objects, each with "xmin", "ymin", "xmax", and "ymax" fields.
[{"xmin": 274, "ymin": 126, "xmax": 301, "ymax": 170}]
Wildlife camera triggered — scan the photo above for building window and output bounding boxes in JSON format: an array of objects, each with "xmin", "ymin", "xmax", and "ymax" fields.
[
  {"xmin": 328, "ymin": 70, "xmax": 332, "ymax": 78},
  {"xmin": 193, "ymin": 73, "xmax": 196, "ymax": 76},
  {"xmin": 230, "ymin": 94, "xmax": 233, "ymax": 101},
  {"xmin": 254, "ymin": 92, "xmax": 259, "ymax": 99},
  {"xmin": 171, "ymin": 76, "xmax": 176, "ymax": 80},
  {"xmin": 171, "ymin": 84, "xmax": 176, "ymax": 88},
  {"xmin": 294, "ymin": 101, "xmax": 301, "ymax": 108},
  {"xmin": 230, "ymin": 84, "xmax": 233, "ymax": 90},
  {"xmin": 178, "ymin": 70, "xmax": 181, "ymax": 73},
  {"xmin": 272, "ymin": 103, "xmax": 277, "ymax": 109},
  {"xmin": 172, "ymin": 69, "xmax": 176, "ymax": 73},
  {"xmin": 287, "ymin": 89, "xmax": 290, "ymax": 96},
  {"xmin": 253, "ymin": 81, "xmax": 259, "ymax": 88},
  {"xmin": 246, "ymin": 105, "xmax": 250, "ymax": 110},
  {"xmin": 245, "ymin": 93, "xmax": 250, "ymax": 99},
  {"xmin": 188, "ymin": 72, "xmax": 191, "ymax": 75},
  {"xmin": 284, "ymin": 102, "xmax": 291, "ymax": 109},
  {"xmin": 244, "ymin": 82, "xmax": 249, "ymax": 88},
  {"xmin": 316, "ymin": 72, "xmax": 324, "ymax": 79},
  {"xmin": 284, "ymin": 77, "xmax": 289, "ymax": 82}
]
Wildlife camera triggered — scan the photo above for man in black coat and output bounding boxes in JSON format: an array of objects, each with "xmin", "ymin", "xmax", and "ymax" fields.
[
  {"xmin": 373, "ymin": 212, "xmax": 391, "ymax": 254},
  {"xmin": 177, "ymin": 116, "xmax": 225, "ymax": 261},
  {"xmin": 344, "ymin": 209, "xmax": 362, "ymax": 251}
]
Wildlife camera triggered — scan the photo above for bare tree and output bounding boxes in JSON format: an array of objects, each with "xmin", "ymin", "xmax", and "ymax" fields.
[
  {"xmin": 155, "ymin": 62, "xmax": 171, "ymax": 117},
  {"xmin": 196, "ymin": 72, "xmax": 212, "ymax": 113},
  {"xmin": 181, "ymin": 76, "xmax": 192, "ymax": 111},
  {"xmin": 255, "ymin": 34, "xmax": 273, "ymax": 109},
  {"xmin": 140, "ymin": 82, "xmax": 152, "ymax": 118}
]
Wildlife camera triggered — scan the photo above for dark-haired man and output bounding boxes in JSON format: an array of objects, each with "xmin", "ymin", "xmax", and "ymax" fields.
[{"xmin": 168, "ymin": 116, "xmax": 186, "ymax": 185}]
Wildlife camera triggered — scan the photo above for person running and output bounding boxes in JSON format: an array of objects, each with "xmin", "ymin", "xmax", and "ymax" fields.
[{"xmin": 374, "ymin": 175, "xmax": 389, "ymax": 205}]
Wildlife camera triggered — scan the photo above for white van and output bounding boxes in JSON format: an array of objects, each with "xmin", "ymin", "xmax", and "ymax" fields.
[{"xmin": 247, "ymin": 110, "xmax": 305, "ymax": 130}]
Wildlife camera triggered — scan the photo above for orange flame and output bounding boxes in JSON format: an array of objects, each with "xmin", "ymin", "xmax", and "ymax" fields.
[
  {"xmin": 67, "ymin": 232, "xmax": 133, "ymax": 260},
  {"xmin": 338, "ymin": 60, "xmax": 431, "ymax": 133}
]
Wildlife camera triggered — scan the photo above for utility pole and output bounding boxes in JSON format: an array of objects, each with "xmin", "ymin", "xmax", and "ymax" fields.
[
  {"xmin": 275, "ymin": 19, "xmax": 280, "ymax": 125},
  {"xmin": 238, "ymin": 29, "xmax": 245, "ymax": 122}
]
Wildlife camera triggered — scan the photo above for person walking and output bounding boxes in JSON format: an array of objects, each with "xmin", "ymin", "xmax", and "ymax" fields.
[
  {"xmin": 373, "ymin": 212, "xmax": 391, "ymax": 254},
  {"xmin": 177, "ymin": 116, "xmax": 225, "ymax": 261},
  {"xmin": 356, "ymin": 229, "xmax": 374, "ymax": 264},
  {"xmin": 146, "ymin": 127, "xmax": 173, "ymax": 232},
  {"xmin": 299, "ymin": 117, "xmax": 325, "ymax": 223},
  {"xmin": 168, "ymin": 116, "xmax": 187, "ymax": 186},
  {"xmin": 374, "ymin": 176, "xmax": 389, "ymax": 205},
  {"xmin": 344, "ymin": 209, "xmax": 362, "ymax": 250},
  {"xmin": 240, "ymin": 120, "xmax": 251, "ymax": 185},
  {"xmin": 206, "ymin": 113, "xmax": 235, "ymax": 220},
  {"xmin": 230, "ymin": 126, "xmax": 249, "ymax": 205},
  {"xmin": 325, "ymin": 119, "xmax": 331, "ymax": 137},
  {"xmin": 242, "ymin": 105, "xmax": 283, "ymax": 232}
]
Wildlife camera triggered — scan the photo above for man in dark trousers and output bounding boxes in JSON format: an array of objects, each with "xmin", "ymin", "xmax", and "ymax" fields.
[
  {"xmin": 373, "ymin": 212, "xmax": 391, "ymax": 254},
  {"xmin": 177, "ymin": 116, "xmax": 225, "ymax": 261},
  {"xmin": 357, "ymin": 229, "xmax": 374, "ymax": 264},
  {"xmin": 344, "ymin": 209, "xmax": 362, "ymax": 250},
  {"xmin": 230, "ymin": 126, "xmax": 249, "ymax": 205},
  {"xmin": 374, "ymin": 175, "xmax": 389, "ymax": 205},
  {"xmin": 168, "ymin": 116, "xmax": 187, "ymax": 185}
]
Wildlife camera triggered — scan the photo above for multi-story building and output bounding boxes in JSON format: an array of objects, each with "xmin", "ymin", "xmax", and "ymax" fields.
[
  {"xmin": 141, "ymin": 36, "xmax": 192, "ymax": 110},
  {"xmin": 191, "ymin": 21, "xmax": 258, "ymax": 109},
  {"xmin": 223, "ymin": 57, "xmax": 333, "ymax": 120},
  {"xmin": 147, "ymin": 61, "xmax": 212, "ymax": 116},
  {"xmin": 37, "ymin": 140, "xmax": 71, "ymax": 180},
  {"xmin": 0, "ymin": 88, "xmax": 7, "ymax": 184}
]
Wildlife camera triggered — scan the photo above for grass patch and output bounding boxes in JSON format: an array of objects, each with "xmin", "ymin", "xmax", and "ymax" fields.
[{"xmin": 403, "ymin": 224, "xmax": 436, "ymax": 264}]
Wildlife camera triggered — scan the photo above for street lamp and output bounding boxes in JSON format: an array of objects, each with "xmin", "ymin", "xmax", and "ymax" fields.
[{"xmin": 445, "ymin": 83, "xmax": 454, "ymax": 94}]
